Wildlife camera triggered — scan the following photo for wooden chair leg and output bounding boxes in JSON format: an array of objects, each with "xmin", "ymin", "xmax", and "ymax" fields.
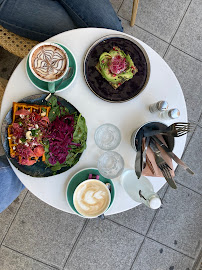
[{"xmin": 130, "ymin": 0, "xmax": 139, "ymax": 27}]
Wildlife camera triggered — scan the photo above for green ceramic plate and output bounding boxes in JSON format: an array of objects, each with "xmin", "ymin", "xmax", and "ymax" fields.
[
  {"xmin": 26, "ymin": 43, "xmax": 77, "ymax": 92},
  {"xmin": 66, "ymin": 168, "xmax": 115, "ymax": 217}
]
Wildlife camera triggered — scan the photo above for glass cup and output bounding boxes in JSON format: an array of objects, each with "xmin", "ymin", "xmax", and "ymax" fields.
[
  {"xmin": 94, "ymin": 123, "xmax": 121, "ymax": 150},
  {"xmin": 97, "ymin": 151, "xmax": 124, "ymax": 179}
]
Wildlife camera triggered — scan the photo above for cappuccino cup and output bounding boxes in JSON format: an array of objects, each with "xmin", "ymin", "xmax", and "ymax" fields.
[
  {"xmin": 73, "ymin": 179, "xmax": 111, "ymax": 218},
  {"xmin": 29, "ymin": 42, "xmax": 69, "ymax": 93}
]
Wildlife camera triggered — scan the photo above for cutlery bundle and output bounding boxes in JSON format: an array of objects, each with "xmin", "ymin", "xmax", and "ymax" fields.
[{"xmin": 134, "ymin": 122, "xmax": 195, "ymax": 189}]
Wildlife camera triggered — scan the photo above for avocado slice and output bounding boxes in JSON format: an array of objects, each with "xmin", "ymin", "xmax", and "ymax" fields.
[{"xmin": 96, "ymin": 46, "xmax": 138, "ymax": 89}]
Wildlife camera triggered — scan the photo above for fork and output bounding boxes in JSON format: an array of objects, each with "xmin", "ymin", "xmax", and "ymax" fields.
[
  {"xmin": 144, "ymin": 123, "xmax": 194, "ymax": 137},
  {"xmin": 149, "ymin": 141, "xmax": 177, "ymax": 189},
  {"xmin": 169, "ymin": 122, "xmax": 195, "ymax": 131},
  {"xmin": 158, "ymin": 163, "xmax": 177, "ymax": 189}
]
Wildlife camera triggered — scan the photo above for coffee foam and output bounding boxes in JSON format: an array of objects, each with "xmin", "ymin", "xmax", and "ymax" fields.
[
  {"xmin": 31, "ymin": 45, "xmax": 67, "ymax": 81},
  {"xmin": 73, "ymin": 180, "xmax": 110, "ymax": 217}
]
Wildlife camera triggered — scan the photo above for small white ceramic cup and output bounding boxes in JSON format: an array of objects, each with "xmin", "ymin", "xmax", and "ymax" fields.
[
  {"xmin": 73, "ymin": 179, "xmax": 111, "ymax": 218},
  {"xmin": 29, "ymin": 42, "xmax": 69, "ymax": 93}
]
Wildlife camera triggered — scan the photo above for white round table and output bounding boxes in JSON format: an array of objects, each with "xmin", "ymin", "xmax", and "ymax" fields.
[{"xmin": 0, "ymin": 28, "xmax": 187, "ymax": 215}]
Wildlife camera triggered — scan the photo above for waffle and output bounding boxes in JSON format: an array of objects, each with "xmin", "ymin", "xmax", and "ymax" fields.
[{"xmin": 8, "ymin": 102, "xmax": 51, "ymax": 163}]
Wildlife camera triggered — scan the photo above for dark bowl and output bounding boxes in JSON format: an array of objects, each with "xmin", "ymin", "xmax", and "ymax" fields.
[{"xmin": 131, "ymin": 121, "xmax": 174, "ymax": 151}]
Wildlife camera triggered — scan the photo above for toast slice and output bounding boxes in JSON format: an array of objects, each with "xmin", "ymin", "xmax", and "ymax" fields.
[{"xmin": 96, "ymin": 46, "xmax": 138, "ymax": 90}]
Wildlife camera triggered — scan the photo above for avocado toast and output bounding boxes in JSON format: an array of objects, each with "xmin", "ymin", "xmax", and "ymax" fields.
[{"xmin": 96, "ymin": 46, "xmax": 138, "ymax": 89}]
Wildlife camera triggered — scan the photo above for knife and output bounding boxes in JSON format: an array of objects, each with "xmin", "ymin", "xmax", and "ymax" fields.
[
  {"xmin": 142, "ymin": 136, "xmax": 150, "ymax": 170},
  {"xmin": 151, "ymin": 136, "xmax": 194, "ymax": 175},
  {"xmin": 135, "ymin": 129, "xmax": 144, "ymax": 179},
  {"xmin": 149, "ymin": 140, "xmax": 177, "ymax": 189}
]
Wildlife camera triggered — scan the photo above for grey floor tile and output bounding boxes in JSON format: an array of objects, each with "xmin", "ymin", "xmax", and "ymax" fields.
[
  {"xmin": 192, "ymin": 249, "xmax": 202, "ymax": 270},
  {"xmin": 172, "ymin": 0, "xmax": 202, "ymax": 61},
  {"xmin": 64, "ymin": 219, "xmax": 144, "ymax": 270},
  {"xmin": 110, "ymin": 0, "xmax": 123, "ymax": 12},
  {"xmin": 184, "ymin": 125, "xmax": 196, "ymax": 149},
  {"xmin": 164, "ymin": 46, "xmax": 202, "ymax": 123},
  {"xmin": 3, "ymin": 192, "xmax": 85, "ymax": 268},
  {"xmin": 131, "ymin": 238, "xmax": 194, "ymax": 270},
  {"xmin": 147, "ymin": 184, "xmax": 202, "ymax": 258},
  {"xmin": 108, "ymin": 184, "xmax": 167, "ymax": 235},
  {"xmin": 196, "ymin": 262, "xmax": 202, "ymax": 270},
  {"xmin": 118, "ymin": 0, "xmax": 191, "ymax": 42},
  {"xmin": 121, "ymin": 18, "xmax": 169, "ymax": 57},
  {"xmin": 0, "ymin": 189, "xmax": 27, "ymax": 244},
  {"xmin": 0, "ymin": 47, "xmax": 19, "ymax": 80},
  {"xmin": 175, "ymin": 126, "xmax": 202, "ymax": 194},
  {"xmin": 199, "ymin": 114, "xmax": 202, "ymax": 127},
  {"xmin": 0, "ymin": 246, "xmax": 55, "ymax": 270}
]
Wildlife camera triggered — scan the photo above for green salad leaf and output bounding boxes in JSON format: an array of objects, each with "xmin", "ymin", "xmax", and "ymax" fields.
[{"xmin": 44, "ymin": 96, "xmax": 87, "ymax": 174}]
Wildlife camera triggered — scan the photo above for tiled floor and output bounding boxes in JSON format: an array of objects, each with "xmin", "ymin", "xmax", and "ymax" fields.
[{"xmin": 0, "ymin": 0, "xmax": 202, "ymax": 269}]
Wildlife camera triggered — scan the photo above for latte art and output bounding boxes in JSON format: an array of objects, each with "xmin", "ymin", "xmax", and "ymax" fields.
[
  {"xmin": 73, "ymin": 180, "xmax": 110, "ymax": 217},
  {"xmin": 31, "ymin": 45, "xmax": 68, "ymax": 81}
]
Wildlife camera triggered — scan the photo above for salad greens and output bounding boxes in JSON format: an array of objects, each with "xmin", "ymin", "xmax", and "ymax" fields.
[{"xmin": 44, "ymin": 96, "xmax": 87, "ymax": 174}]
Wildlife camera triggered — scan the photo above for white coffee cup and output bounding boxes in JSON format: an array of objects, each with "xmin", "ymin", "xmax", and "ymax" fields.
[
  {"xmin": 29, "ymin": 42, "xmax": 69, "ymax": 93},
  {"xmin": 73, "ymin": 179, "xmax": 111, "ymax": 218}
]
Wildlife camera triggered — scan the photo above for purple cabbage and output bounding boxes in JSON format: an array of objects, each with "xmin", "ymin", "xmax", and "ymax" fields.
[{"xmin": 45, "ymin": 115, "xmax": 80, "ymax": 165}]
